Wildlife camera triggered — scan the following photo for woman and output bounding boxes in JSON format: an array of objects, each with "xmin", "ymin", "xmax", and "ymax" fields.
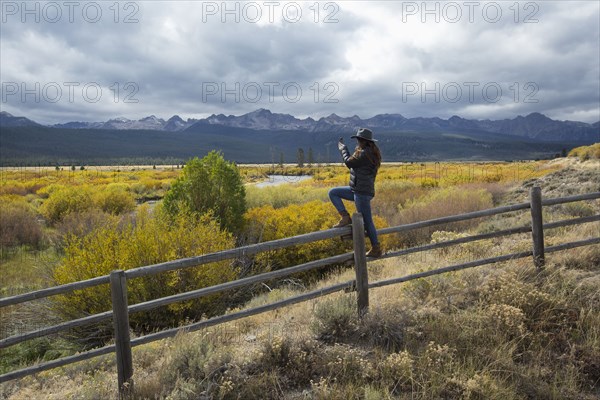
[{"xmin": 329, "ymin": 127, "xmax": 382, "ymax": 258}]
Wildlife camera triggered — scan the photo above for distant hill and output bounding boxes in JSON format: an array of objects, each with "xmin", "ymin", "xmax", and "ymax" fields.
[
  {"xmin": 0, "ymin": 111, "xmax": 41, "ymax": 127},
  {"xmin": 0, "ymin": 123, "xmax": 592, "ymax": 165},
  {"xmin": 2, "ymin": 109, "xmax": 597, "ymax": 143}
]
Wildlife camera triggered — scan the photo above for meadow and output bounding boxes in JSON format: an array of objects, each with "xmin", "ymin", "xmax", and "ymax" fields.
[
  {"xmin": 0, "ymin": 160, "xmax": 558, "ymax": 296},
  {"xmin": 0, "ymin": 150, "xmax": 599, "ymax": 399}
]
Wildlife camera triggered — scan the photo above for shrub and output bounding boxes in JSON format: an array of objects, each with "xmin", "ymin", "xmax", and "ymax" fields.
[
  {"xmin": 378, "ymin": 350, "xmax": 413, "ymax": 392},
  {"xmin": 243, "ymin": 201, "xmax": 347, "ymax": 276},
  {"xmin": 372, "ymin": 181, "xmax": 427, "ymax": 222},
  {"xmin": 561, "ymin": 201, "xmax": 596, "ymax": 218},
  {"xmin": 36, "ymin": 183, "xmax": 66, "ymax": 199},
  {"xmin": 39, "ymin": 185, "xmax": 94, "ymax": 224},
  {"xmin": 356, "ymin": 306, "xmax": 408, "ymax": 352},
  {"xmin": 245, "ymin": 185, "xmax": 329, "ymax": 209},
  {"xmin": 52, "ymin": 205, "xmax": 237, "ymax": 338},
  {"xmin": 53, "ymin": 209, "xmax": 116, "ymax": 247},
  {"xmin": 163, "ymin": 151, "xmax": 246, "ymax": 233},
  {"xmin": 0, "ymin": 201, "xmax": 44, "ymax": 249},
  {"xmin": 92, "ymin": 184, "xmax": 136, "ymax": 215},
  {"xmin": 311, "ymin": 295, "xmax": 358, "ymax": 343},
  {"xmin": 244, "ymin": 200, "xmax": 392, "ymax": 275}
]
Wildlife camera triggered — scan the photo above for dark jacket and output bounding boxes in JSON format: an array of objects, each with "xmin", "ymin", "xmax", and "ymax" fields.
[{"xmin": 340, "ymin": 145, "xmax": 379, "ymax": 196}]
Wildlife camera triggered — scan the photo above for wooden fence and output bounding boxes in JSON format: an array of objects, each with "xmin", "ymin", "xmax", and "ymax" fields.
[{"xmin": 1, "ymin": 187, "xmax": 599, "ymax": 396}]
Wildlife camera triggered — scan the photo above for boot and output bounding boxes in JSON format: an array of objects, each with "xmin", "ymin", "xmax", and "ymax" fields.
[
  {"xmin": 332, "ymin": 212, "xmax": 352, "ymax": 228},
  {"xmin": 366, "ymin": 244, "xmax": 382, "ymax": 258}
]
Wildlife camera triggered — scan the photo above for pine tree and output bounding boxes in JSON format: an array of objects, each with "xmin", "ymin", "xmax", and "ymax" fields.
[{"xmin": 297, "ymin": 148, "xmax": 305, "ymax": 168}]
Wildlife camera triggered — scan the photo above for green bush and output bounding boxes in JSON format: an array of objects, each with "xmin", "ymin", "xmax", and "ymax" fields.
[{"xmin": 163, "ymin": 151, "xmax": 246, "ymax": 233}]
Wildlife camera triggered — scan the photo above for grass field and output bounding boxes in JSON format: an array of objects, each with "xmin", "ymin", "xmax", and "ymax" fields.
[{"xmin": 1, "ymin": 152, "xmax": 599, "ymax": 399}]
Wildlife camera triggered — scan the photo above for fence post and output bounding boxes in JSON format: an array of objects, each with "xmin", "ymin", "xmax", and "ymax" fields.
[
  {"xmin": 529, "ymin": 186, "xmax": 545, "ymax": 269},
  {"xmin": 352, "ymin": 213, "xmax": 369, "ymax": 317},
  {"xmin": 110, "ymin": 270, "xmax": 133, "ymax": 397}
]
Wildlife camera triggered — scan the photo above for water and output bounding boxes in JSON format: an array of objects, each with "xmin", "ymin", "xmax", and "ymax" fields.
[{"xmin": 254, "ymin": 175, "xmax": 312, "ymax": 188}]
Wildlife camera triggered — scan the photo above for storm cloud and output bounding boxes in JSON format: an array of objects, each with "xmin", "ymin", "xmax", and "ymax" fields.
[{"xmin": 1, "ymin": 1, "xmax": 598, "ymax": 124}]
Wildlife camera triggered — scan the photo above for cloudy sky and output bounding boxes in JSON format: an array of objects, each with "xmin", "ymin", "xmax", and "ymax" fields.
[{"xmin": 1, "ymin": 1, "xmax": 599, "ymax": 124}]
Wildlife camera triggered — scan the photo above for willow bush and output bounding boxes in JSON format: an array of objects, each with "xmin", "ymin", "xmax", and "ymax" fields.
[
  {"xmin": 53, "ymin": 205, "xmax": 237, "ymax": 338},
  {"xmin": 39, "ymin": 184, "xmax": 136, "ymax": 224},
  {"xmin": 243, "ymin": 200, "xmax": 391, "ymax": 278}
]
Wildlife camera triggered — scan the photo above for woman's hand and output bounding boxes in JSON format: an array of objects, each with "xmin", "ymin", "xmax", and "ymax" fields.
[{"xmin": 337, "ymin": 138, "xmax": 345, "ymax": 151}]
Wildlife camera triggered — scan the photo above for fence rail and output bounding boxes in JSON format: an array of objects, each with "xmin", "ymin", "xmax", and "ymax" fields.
[{"xmin": 1, "ymin": 187, "xmax": 598, "ymax": 394}]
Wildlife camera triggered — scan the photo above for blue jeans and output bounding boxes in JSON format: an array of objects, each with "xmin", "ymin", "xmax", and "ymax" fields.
[{"xmin": 328, "ymin": 186, "xmax": 379, "ymax": 247}]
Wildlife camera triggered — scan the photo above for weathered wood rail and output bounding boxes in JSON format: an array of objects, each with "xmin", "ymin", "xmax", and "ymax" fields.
[{"xmin": 1, "ymin": 187, "xmax": 599, "ymax": 396}]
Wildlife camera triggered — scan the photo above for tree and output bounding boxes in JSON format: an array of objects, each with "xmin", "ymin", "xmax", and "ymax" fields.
[
  {"xmin": 297, "ymin": 148, "xmax": 305, "ymax": 168},
  {"xmin": 279, "ymin": 152, "xmax": 284, "ymax": 168},
  {"xmin": 308, "ymin": 147, "xmax": 314, "ymax": 167},
  {"xmin": 163, "ymin": 151, "xmax": 246, "ymax": 233}
]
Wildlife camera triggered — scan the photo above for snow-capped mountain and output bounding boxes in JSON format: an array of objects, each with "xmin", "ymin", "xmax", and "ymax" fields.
[{"xmin": 2, "ymin": 110, "xmax": 598, "ymax": 142}]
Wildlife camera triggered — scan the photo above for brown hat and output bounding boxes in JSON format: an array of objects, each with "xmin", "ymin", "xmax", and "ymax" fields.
[{"xmin": 351, "ymin": 128, "xmax": 377, "ymax": 142}]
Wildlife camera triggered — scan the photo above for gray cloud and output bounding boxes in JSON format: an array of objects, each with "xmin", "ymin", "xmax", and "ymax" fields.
[{"xmin": 1, "ymin": 0, "xmax": 598, "ymax": 124}]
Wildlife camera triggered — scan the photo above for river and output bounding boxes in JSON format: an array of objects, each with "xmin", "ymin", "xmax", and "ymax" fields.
[{"xmin": 254, "ymin": 175, "xmax": 312, "ymax": 188}]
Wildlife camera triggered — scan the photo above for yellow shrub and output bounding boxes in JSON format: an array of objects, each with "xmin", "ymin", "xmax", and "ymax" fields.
[
  {"xmin": 244, "ymin": 201, "xmax": 342, "ymax": 272},
  {"xmin": 39, "ymin": 185, "xmax": 94, "ymax": 224},
  {"xmin": 92, "ymin": 184, "xmax": 136, "ymax": 215},
  {"xmin": 36, "ymin": 183, "xmax": 66, "ymax": 199},
  {"xmin": 245, "ymin": 185, "xmax": 329, "ymax": 209},
  {"xmin": 244, "ymin": 200, "xmax": 392, "ymax": 274},
  {"xmin": 53, "ymin": 205, "xmax": 237, "ymax": 334}
]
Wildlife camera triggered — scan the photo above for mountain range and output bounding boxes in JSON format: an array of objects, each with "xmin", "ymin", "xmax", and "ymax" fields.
[
  {"xmin": 1, "ymin": 109, "xmax": 598, "ymax": 165},
  {"xmin": 1, "ymin": 109, "xmax": 598, "ymax": 142}
]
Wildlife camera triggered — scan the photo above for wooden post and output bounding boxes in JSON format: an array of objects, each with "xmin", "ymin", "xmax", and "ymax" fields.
[
  {"xmin": 529, "ymin": 186, "xmax": 545, "ymax": 269},
  {"xmin": 110, "ymin": 270, "xmax": 133, "ymax": 397},
  {"xmin": 352, "ymin": 213, "xmax": 369, "ymax": 317}
]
